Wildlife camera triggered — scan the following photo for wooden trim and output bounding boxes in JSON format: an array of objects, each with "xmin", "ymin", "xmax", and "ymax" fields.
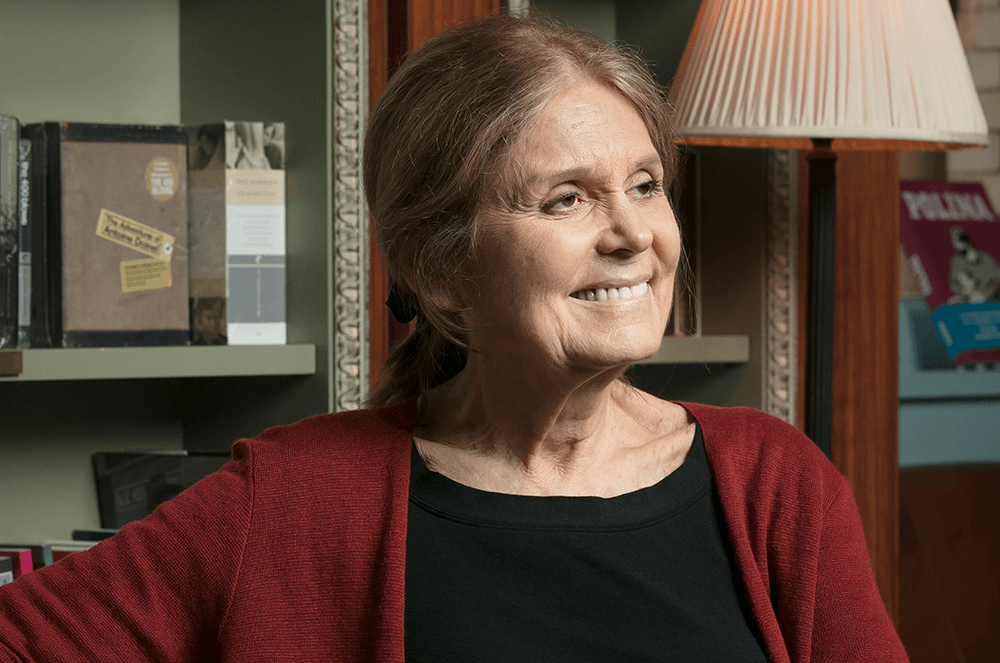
[
  {"xmin": 797, "ymin": 151, "xmax": 809, "ymax": 432},
  {"xmin": 330, "ymin": 0, "xmax": 370, "ymax": 410},
  {"xmin": 408, "ymin": 0, "xmax": 501, "ymax": 46},
  {"xmin": 369, "ymin": 0, "xmax": 502, "ymax": 388},
  {"xmin": 831, "ymin": 150, "xmax": 900, "ymax": 622},
  {"xmin": 369, "ymin": 0, "xmax": 390, "ymax": 390}
]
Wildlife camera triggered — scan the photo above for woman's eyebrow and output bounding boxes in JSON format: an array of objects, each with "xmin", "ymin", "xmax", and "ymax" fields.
[{"xmin": 527, "ymin": 154, "xmax": 662, "ymax": 189}]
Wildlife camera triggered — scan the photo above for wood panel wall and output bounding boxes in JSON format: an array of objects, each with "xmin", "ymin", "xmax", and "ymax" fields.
[
  {"xmin": 368, "ymin": 0, "xmax": 502, "ymax": 391},
  {"xmin": 833, "ymin": 150, "xmax": 901, "ymax": 622}
]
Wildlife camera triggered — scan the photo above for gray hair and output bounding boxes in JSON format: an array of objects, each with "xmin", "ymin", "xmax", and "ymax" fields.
[{"xmin": 364, "ymin": 13, "xmax": 679, "ymax": 407}]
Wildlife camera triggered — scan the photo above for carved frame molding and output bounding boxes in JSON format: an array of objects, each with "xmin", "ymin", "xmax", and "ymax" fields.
[
  {"xmin": 505, "ymin": 0, "xmax": 531, "ymax": 15},
  {"xmin": 331, "ymin": 0, "xmax": 368, "ymax": 411},
  {"xmin": 332, "ymin": 2, "xmax": 797, "ymax": 418},
  {"xmin": 765, "ymin": 150, "xmax": 798, "ymax": 425}
]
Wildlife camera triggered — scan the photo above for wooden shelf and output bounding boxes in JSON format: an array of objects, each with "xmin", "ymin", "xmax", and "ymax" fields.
[
  {"xmin": 634, "ymin": 335, "xmax": 750, "ymax": 365},
  {"xmin": 0, "ymin": 345, "xmax": 316, "ymax": 382}
]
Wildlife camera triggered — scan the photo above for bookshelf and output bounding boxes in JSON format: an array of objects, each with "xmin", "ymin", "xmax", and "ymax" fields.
[
  {"xmin": 637, "ymin": 336, "xmax": 750, "ymax": 366},
  {"xmin": 0, "ymin": 346, "xmax": 316, "ymax": 382},
  {"xmin": 0, "ymin": 0, "xmax": 361, "ymax": 543},
  {"xmin": 0, "ymin": 0, "xmax": 786, "ymax": 545}
]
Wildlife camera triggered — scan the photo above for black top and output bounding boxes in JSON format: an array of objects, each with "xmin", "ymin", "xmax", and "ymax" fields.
[{"xmin": 405, "ymin": 424, "xmax": 768, "ymax": 662}]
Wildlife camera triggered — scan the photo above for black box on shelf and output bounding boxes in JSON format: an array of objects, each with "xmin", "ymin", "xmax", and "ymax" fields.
[{"xmin": 92, "ymin": 450, "xmax": 230, "ymax": 529}]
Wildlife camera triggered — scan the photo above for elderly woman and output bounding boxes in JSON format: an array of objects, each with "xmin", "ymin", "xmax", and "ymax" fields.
[{"xmin": 0, "ymin": 14, "xmax": 907, "ymax": 663}]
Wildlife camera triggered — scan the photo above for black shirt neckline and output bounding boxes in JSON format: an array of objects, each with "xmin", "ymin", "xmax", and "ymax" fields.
[{"xmin": 408, "ymin": 423, "xmax": 708, "ymax": 532}]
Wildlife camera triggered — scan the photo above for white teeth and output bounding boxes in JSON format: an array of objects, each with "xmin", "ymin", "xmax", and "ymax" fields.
[{"xmin": 571, "ymin": 282, "xmax": 649, "ymax": 301}]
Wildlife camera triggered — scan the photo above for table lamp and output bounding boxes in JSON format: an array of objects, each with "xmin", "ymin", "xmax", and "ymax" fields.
[{"xmin": 668, "ymin": 0, "xmax": 989, "ymax": 454}]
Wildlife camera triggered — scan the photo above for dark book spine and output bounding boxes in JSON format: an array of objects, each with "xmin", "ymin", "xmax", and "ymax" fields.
[
  {"xmin": 47, "ymin": 125, "xmax": 65, "ymax": 346},
  {"xmin": 0, "ymin": 556, "xmax": 13, "ymax": 586},
  {"xmin": 0, "ymin": 116, "xmax": 17, "ymax": 349},
  {"xmin": 23, "ymin": 123, "xmax": 61, "ymax": 348},
  {"xmin": 17, "ymin": 137, "xmax": 31, "ymax": 347}
]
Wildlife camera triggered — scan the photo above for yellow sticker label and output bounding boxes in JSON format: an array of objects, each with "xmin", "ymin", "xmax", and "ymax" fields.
[
  {"xmin": 146, "ymin": 157, "xmax": 179, "ymax": 201},
  {"xmin": 96, "ymin": 209, "xmax": 174, "ymax": 260},
  {"xmin": 120, "ymin": 258, "xmax": 172, "ymax": 293}
]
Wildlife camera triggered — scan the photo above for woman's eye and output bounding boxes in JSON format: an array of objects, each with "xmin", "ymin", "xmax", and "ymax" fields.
[
  {"xmin": 632, "ymin": 179, "xmax": 662, "ymax": 197},
  {"xmin": 543, "ymin": 192, "xmax": 582, "ymax": 212}
]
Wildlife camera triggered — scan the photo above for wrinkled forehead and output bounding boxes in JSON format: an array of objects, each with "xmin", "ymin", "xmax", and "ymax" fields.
[{"xmin": 486, "ymin": 80, "xmax": 661, "ymax": 212}]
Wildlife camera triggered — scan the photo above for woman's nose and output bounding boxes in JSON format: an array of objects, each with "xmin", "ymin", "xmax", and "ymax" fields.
[{"xmin": 595, "ymin": 197, "xmax": 654, "ymax": 257}]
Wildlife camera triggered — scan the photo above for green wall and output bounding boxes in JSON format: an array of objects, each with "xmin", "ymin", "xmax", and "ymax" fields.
[{"xmin": 0, "ymin": 1, "xmax": 185, "ymax": 542}]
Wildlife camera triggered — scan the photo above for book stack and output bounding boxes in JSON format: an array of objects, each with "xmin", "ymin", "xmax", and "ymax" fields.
[
  {"xmin": 900, "ymin": 180, "xmax": 1000, "ymax": 365},
  {"xmin": 0, "ymin": 555, "xmax": 13, "ymax": 586},
  {"xmin": 187, "ymin": 121, "xmax": 287, "ymax": 345},
  {"xmin": 21, "ymin": 121, "xmax": 190, "ymax": 347},
  {"xmin": 0, "ymin": 540, "xmax": 102, "ymax": 582},
  {"xmin": 0, "ymin": 117, "xmax": 286, "ymax": 350},
  {"xmin": 0, "ymin": 115, "xmax": 18, "ymax": 349},
  {"xmin": 0, "ymin": 547, "xmax": 36, "ymax": 580}
]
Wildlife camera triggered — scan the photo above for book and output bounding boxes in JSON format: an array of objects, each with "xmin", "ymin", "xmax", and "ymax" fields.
[
  {"xmin": 0, "ymin": 556, "xmax": 13, "ymax": 586},
  {"xmin": 666, "ymin": 147, "xmax": 700, "ymax": 337},
  {"xmin": 17, "ymin": 136, "xmax": 31, "ymax": 347},
  {"xmin": 0, "ymin": 543, "xmax": 52, "ymax": 569},
  {"xmin": 187, "ymin": 121, "xmax": 286, "ymax": 345},
  {"xmin": 92, "ymin": 449, "xmax": 229, "ymax": 528},
  {"xmin": 0, "ymin": 547, "xmax": 34, "ymax": 578},
  {"xmin": 21, "ymin": 123, "xmax": 53, "ymax": 347},
  {"xmin": 44, "ymin": 540, "xmax": 97, "ymax": 563},
  {"xmin": 899, "ymin": 180, "xmax": 1000, "ymax": 364},
  {"xmin": 22, "ymin": 122, "xmax": 190, "ymax": 347},
  {"xmin": 0, "ymin": 115, "xmax": 17, "ymax": 349},
  {"xmin": 71, "ymin": 529, "xmax": 118, "ymax": 542}
]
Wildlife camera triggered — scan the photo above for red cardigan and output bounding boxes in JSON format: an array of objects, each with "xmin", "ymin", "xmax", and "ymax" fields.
[{"xmin": 0, "ymin": 401, "xmax": 908, "ymax": 662}]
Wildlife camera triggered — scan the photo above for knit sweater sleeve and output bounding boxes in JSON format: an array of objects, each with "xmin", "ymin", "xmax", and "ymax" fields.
[
  {"xmin": 810, "ymin": 478, "xmax": 909, "ymax": 662},
  {"xmin": 0, "ymin": 451, "xmax": 253, "ymax": 663},
  {"xmin": 684, "ymin": 403, "xmax": 909, "ymax": 663}
]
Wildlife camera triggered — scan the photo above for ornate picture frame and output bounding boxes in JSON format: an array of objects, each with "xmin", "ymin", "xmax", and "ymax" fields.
[{"xmin": 331, "ymin": 0, "xmax": 369, "ymax": 411}]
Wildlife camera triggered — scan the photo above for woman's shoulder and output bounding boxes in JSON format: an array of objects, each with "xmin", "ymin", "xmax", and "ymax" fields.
[
  {"xmin": 228, "ymin": 398, "xmax": 418, "ymax": 487},
  {"xmin": 678, "ymin": 402, "xmax": 822, "ymax": 457},
  {"xmin": 677, "ymin": 402, "xmax": 847, "ymax": 504}
]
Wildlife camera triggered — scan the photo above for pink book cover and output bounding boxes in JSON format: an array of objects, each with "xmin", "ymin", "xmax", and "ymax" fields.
[
  {"xmin": 900, "ymin": 181, "xmax": 1000, "ymax": 363},
  {"xmin": 0, "ymin": 548, "xmax": 34, "ymax": 578}
]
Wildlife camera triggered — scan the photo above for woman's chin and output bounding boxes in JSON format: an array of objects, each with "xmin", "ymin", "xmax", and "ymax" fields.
[{"xmin": 563, "ymin": 335, "xmax": 663, "ymax": 372}]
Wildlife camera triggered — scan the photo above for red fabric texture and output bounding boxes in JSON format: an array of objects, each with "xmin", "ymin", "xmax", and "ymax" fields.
[{"xmin": 0, "ymin": 400, "xmax": 907, "ymax": 662}]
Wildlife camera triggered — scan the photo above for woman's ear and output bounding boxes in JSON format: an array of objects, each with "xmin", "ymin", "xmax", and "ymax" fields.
[
  {"xmin": 400, "ymin": 267, "xmax": 419, "ymax": 296},
  {"xmin": 402, "ymin": 268, "xmax": 468, "ymax": 313},
  {"xmin": 428, "ymin": 280, "xmax": 468, "ymax": 313}
]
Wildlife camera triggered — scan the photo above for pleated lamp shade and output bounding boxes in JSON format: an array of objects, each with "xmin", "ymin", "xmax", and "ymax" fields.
[{"xmin": 668, "ymin": 0, "xmax": 989, "ymax": 151}]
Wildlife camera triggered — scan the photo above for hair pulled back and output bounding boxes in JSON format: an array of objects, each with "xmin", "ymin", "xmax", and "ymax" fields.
[{"xmin": 365, "ymin": 13, "xmax": 679, "ymax": 407}]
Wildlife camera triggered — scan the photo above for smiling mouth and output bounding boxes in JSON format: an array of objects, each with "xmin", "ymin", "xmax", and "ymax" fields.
[{"xmin": 570, "ymin": 282, "xmax": 649, "ymax": 301}]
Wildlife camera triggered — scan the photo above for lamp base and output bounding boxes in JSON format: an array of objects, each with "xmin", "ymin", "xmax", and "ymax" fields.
[{"xmin": 805, "ymin": 140, "xmax": 836, "ymax": 456}]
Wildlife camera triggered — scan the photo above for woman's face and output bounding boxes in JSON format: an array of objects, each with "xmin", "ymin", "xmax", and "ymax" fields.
[{"xmin": 455, "ymin": 80, "xmax": 680, "ymax": 374}]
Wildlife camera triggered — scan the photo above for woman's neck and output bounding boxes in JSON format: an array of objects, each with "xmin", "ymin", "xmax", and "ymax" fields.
[{"xmin": 413, "ymin": 356, "xmax": 692, "ymax": 496}]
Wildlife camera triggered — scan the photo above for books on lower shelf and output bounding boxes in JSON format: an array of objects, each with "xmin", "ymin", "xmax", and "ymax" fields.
[
  {"xmin": 0, "ymin": 541, "xmax": 99, "ymax": 573},
  {"xmin": 0, "ymin": 547, "xmax": 34, "ymax": 579},
  {"xmin": 900, "ymin": 180, "xmax": 1000, "ymax": 365},
  {"xmin": 93, "ymin": 449, "xmax": 229, "ymax": 528},
  {"xmin": 0, "ymin": 556, "xmax": 13, "ymax": 586}
]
